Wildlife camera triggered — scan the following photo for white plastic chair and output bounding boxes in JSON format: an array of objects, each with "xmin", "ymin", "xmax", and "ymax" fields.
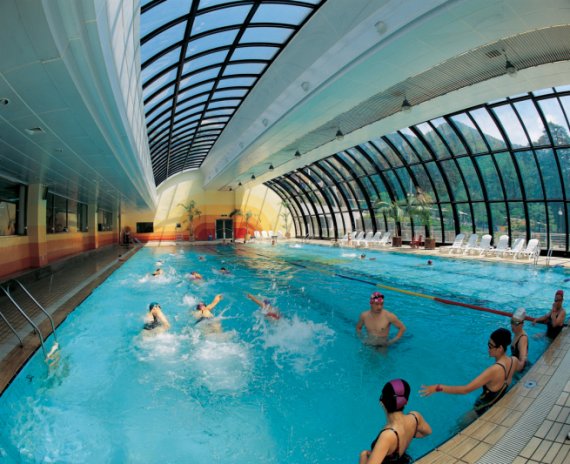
[
  {"xmin": 268, "ymin": 230, "xmax": 274, "ymax": 238},
  {"xmin": 356, "ymin": 231, "xmax": 374, "ymax": 247},
  {"xmin": 261, "ymin": 230, "xmax": 269, "ymax": 239},
  {"xmin": 491, "ymin": 235, "xmax": 510, "ymax": 257},
  {"xmin": 504, "ymin": 237, "xmax": 525, "ymax": 258},
  {"xmin": 377, "ymin": 231, "xmax": 392, "ymax": 247},
  {"xmin": 516, "ymin": 239, "xmax": 540, "ymax": 260},
  {"xmin": 365, "ymin": 231, "xmax": 383, "ymax": 247},
  {"xmin": 441, "ymin": 234, "xmax": 465, "ymax": 254},
  {"xmin": 254, "ymin": 231, "xmax": 261, "ymax": 239},
  {"xmin": 473, "ymin": 234, "xmax": 493, "ymax": 255},
  {"xmin": 461, "ymin": 234, "xmax": 479, "ymax": 255}
]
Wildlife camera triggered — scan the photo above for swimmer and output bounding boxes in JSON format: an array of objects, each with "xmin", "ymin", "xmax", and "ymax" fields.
[
  {"xmin": 427, "ymin": 260, "xmax": 433, "ymax": 266},
  {"xmin": 151, "ymin": 268, "xmax": 164, "ymax": 277},
  {"xmin": 510, "ymin": 307, "xmax": 529, "ymax": 372},
  {"xmin": 193, "ymin": 294, "xmax": 223, "ymax": 324},
  {"xmin": 420, "ymin": 328, "xmax": 517, "ymax": 416},
  {"xmin": 189, "ymin": 271, "xmax": 203, "ymax": 280},
  {"xmin": 246, "ymin": 293, "xmax": 281, "ymax": 320},
  {"xmin": 219, "ymin": 267, "xmax": 231, "ymax": 275},
  {"xmin": 359, "ymin": 379, "xmax": 432, "ymax": 464},
  {"xmin": 271, "ymin": 239, "xmax": 276, "ymax": 246},
  {"xmin": 533, "ymin": 289, "xmax": 566, "ymax": 339},
  {"xmin": 360, "ymin": 254, "xmax": 366, "ymax": 260},
  {"xmin": 143, "ymin": 302, "xmax": 170, "ymax": 332},
  {"xmin": 198, "ymin": 256, "xmax": 206, "ymax": 262},
  {"xmin": 356, "ymin": 292, "xmax": 406, "ymax": 346}
]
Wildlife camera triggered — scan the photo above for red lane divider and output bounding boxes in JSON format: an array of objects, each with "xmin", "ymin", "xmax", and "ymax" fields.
[{"xmin": 433, "ymin": 297, "xmax": 536, "ymax": 322}]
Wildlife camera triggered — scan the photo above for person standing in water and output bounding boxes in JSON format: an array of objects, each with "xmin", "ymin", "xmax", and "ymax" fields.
[
  {"xmin": 533, "ymin": 289, "xmax": 566, "ymax": 339},
  {"xmin": 359, "ymin": 379, "xmax": 432, "ymax": 464},
  {"xmin": 356, "ymin": 292, "xmax": 406, "ymax": 346}
]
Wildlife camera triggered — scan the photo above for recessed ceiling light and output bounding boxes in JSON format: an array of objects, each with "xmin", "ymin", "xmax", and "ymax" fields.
[
  {"xmin": 301, "ymin": 81, "xmax": 310, "ymax": 92},
  {"xmin": 25, "ymin": 127, "xmax": 44, "ymax": 135},
  {"xmin": 0, "ymin": 98, "xmax": 9, "ymax": 105}
]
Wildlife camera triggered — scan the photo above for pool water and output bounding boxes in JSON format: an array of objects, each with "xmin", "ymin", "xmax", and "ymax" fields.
[{"xmin": 0, "ymin": 243, "xmax": 564, "ymax": 463}]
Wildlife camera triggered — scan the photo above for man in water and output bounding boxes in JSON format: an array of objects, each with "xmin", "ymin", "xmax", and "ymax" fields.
[
  {"xmin": 356, "ymin": 292, "xmax": 406, "ymax": 346},
  {"xmin": 533, "ymin": 289, "xmax": 566, "ymax": 339},
  {"xmin": 193, "ymin": 294, "xmax": 223, "ymax": 324},
  {"xmin": 152, "ymin": 268, "xmax": 163, "ymax": 277},
  {"xmin": 143, "ymin": 302, "xmax": 170, "ymax": 332},
  {"xmin": 246, "ymin": 293, "xmax": 281, "ymax": 320}
]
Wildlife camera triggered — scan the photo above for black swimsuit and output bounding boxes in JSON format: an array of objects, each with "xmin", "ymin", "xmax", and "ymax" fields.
[
  {"xmin": 143, "ymin": 313, "xmax": 161, "ymax": 330},
  {"xmin": 370, "ymin": 413, "xmax": 418, "ymax": 464},
  {"xmin": 546, "ymin": 314, "xmax": 563, "ymax": 339},
  {"xmin": 473, "ymin": 358, "xmax": 514, "ymax": 416},
  {"xmin": 511, "ymin": 334, "xmax": 528, "ymax": 369}
]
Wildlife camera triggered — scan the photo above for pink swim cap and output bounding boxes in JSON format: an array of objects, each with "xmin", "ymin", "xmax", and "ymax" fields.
[{"xmin": 370, "ymin": 292, "xmax": 384, "ymax": 304}]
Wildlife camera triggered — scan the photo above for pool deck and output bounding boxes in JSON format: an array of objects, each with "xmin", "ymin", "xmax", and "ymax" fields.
[{"xmin": 0, "ymin": 240, "xmax": 569, "ymax": 463}]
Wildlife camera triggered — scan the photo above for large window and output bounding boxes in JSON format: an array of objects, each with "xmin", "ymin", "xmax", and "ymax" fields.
[
  {"xmin": 267, "ymin": 86, "xmax": 570, "ymax": 254},
  {"xmin": 0, "ymin": 179, "xmax": 25, "ymax": 236},
  {"xmin": 46, "ymin": 194, "xmax": 88, "ymax": 233},
  {"xmin": 98, "ymin": 210, "xmax": 113, "ymax": 231}
]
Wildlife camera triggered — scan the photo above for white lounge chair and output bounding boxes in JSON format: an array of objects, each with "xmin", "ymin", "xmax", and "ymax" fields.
[
  {"xmin": 356, "ymin": 231, "xmax": 374, "ymax": 247},
  {"xmin": 338, "ymin": 233, "xmax": 349, "ymax": 244},
  {"xmin": 504, "ymin": 237, "xmax": 525, "ymax": 258},
  {"xmin": 516, "ymin": 239, "xmax": 540, "ymax": 260},
  {"xmin": 268, "ymin": 230, "xmax": 274, "ymax": 238},
  {"xmin": 277, "ymin": 230, "xmax": 284, "ymax": 239},
  {"xmin": 364, "ymin": 231, "xmax": 383, "ymax": 247},
  {"xmin": 441, "ymin": 233, "xmax": 465, "ymax": 254},
  {"xmin": 254, "ymin": 231, "xmax": 261, "ymax": 239},
  {"xmin": 491, "ymin": 235, "xmax": 510, "ymax": 257},
  {"xmin": 352, "ymin": 231, "xmax": 365, "ymax": 244},
  {"xmin": 261, "ymin": 230, "xmax": 269, "ymax": 239},
  {"xmin": 473, "ymin": 234, "xmax": 493, "ymax": 255},
  {"xmin": 461, "ymin": 234, "xmax": 479, "ymax": 255}
]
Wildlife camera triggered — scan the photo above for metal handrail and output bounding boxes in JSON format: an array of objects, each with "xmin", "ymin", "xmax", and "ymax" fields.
[
  {"xmin": 14, "ymin": 280, "xmax": 58, "ymax": 343},
  {"xmin": 1, "ymin": 285, "xmax": 48, "ymax": 358},
  {"xmin": 0, "ymin": 308, "xmax": 23, "ymax": 347}
]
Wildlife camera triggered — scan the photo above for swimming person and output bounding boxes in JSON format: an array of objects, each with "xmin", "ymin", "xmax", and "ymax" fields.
[
  {"xmin": 356, "ymin": 292, "xmax": 406, "ymax": 346},
  {"xmin": 143, "ymin": 302, "xmax": 170, "ymax": 332},
  {"xmin": 193, "ymin": 294, "xmax": 223, "ymax": 324},
  {"xmin": 189, "ymin": 271, "xmax": 203, "ymax": 281},
  {"xmin": 359, "ymin": 379, "xmax": 432, "ymax": 464},
  {"xmin": 246, "ymin": 293, "xmax": 281, "ymax": 320},
  {"xmin": 219, "ymin": 267, "xmax": 231, "ymax": 275},
  {"xmin": 151, "ymin": 268, "xmax": 164, "ymax": 277},
  {"xmin": 420, "ymin": 328, "xmax": 517, "ymax": 416},
  {"xmin": 533, "ymin": 289, "xmax": 566, "ymax": 339},
  {"xmin": 510, "ymin": 307, "xmax": 529, "ymax": 372}
]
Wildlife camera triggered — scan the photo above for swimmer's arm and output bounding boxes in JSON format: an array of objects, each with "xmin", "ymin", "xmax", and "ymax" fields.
[
  {"xmin": 421, "ymin": 367, "xmax": 495, "ymax": 396},
  {"xmin": 246, "ymin": 293, "xmax": 264, "ymax": 308},
  {"xmin": 356, "ymin": 313, "xmax": 365, "ymax": 333},
  {"xmin": 205, "ymin": 294, "xmax": 222, "ymax": 311},
  {"xmin": 516, "ymin": 337, "xmax": 529, "ymax": 372},
  {"xmin": 410, "ymin": 411, "xmax": 432, "ymax": 438},
  {"xmin": 387, "ymin": 313, "xmax": 406, "ymax": 345},
  {"xmin": 533, "ymin": 312, "xmax": 550, "ymax": 324},
  {"xmin": 155, "ymin": 309, "xmax": 170, "ymax": 329},
  {"xmin": 553, "ymin": 309, "xmax": 566, "ymax": 327}
]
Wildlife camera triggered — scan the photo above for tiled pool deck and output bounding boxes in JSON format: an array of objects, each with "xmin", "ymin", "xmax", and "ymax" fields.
[{"xmin": 0, "ymin": 240, "xmax": 568, "ymax": 463}]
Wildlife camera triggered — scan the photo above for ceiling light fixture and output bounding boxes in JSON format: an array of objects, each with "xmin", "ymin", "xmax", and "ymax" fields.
[
  {"xmin": 238, "ymin": 182, "xmax": 242, "ymax": 187},
  {"xmin": 251, "ymin": 174, "xmax": 256, "ymax": 180},
  {"xmin": 294, "ymin": 150, "xmax": 302, "ymax": 158},
  {"xmin": 401, "ymin": 98, "xmax": 412, "ymax": 112},
  {"xmin": 262, "ymin": 118, "xmax": 269, "ymax": 127},
  {"xmin": 25, "ymin": 127, "xmax": 44, "ymax": 135},
  {"xmin": 301, "ymin": 81, "xmax": 310, "ymax": 92},
  {"xmin": 503, "ymin": 49, "xmax": 517, "ymax": 76},
  {"xmin": 335, "ymin": 129, "xmax": 344, "ymax": 141},
  {"xmin": 269, "ymin": 164, "xmax": 274, "ymax": 170},
  {"xmin": 0, "ymin": 98, "xmax": 9, "ymax": 106},
  {"xmin": 374, "ymin": 21, "xmax": 387, "ymax": 35}
]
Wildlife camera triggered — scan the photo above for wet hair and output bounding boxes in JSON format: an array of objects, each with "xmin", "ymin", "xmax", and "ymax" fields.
[
  {"xmin": 380, "ymin": 379, "xmax": 410, "ymax": 413},
  {"xmin": 263, "ymin": 299, "xmax": 271, "ymax": 305},
  {"xmin": 490, "ymin": 328, "xmax": 511, "ymax": 351},
  {"xmin": 149, "ymin": 302, "xmax": 159, "ymax": 311},
  {"xmin": 196, "ymin": 302, "xmax": 206, "ymax": 310},
  {"xmin": 555, "ymin": 289, "xmax": 564, "ymax": 298}
]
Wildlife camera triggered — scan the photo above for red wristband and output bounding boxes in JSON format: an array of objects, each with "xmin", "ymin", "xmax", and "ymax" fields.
[{"xmin": 435, "ymin": 384, "xmax": 443, "ymax": 392}]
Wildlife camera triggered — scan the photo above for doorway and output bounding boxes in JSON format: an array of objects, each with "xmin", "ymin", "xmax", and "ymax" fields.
[{"xmin": 215, "ymin": 219, "xmax": 233, "ymax": 239}]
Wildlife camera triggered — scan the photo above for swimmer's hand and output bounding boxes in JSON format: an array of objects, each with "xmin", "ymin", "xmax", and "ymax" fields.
[{"xmin": 420, "ymin": 384, "xmax": 438, "ymax": 397}]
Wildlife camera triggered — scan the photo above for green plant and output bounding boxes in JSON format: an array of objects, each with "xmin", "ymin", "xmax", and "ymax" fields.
[
  {"xmin": 229, "ymin": 209, "xmax": 253, "ymax": 237},
  {"xmin": 374, "ymin": 199, "xmax": 404, "ymax": 237},
  {"xmin": 178, "ymin": 200, "xmax": 202, "ymax": 238},
  {"xmin": 280, "ymin": 201, "xmax": 292, "ymax": 235},
  {"xmin": 406, "ymin": 190, "xmax": 434, "ymax": 238}
]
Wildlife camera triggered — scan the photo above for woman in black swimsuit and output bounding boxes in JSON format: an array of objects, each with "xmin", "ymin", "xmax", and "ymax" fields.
[
  {"xmin": 359, "ymin": 379, "xmax": 432, "ymax": 464},
  {"xmin": 533, "ymin": 289, "xmax": 566, "ymax": 339},
  {"xmin": 421, "ymin": 328, "xmax": 517, "ymax": 416},
  {"xmin": 510, "ymin": 307, "xmax": 529, "ymax": 372}
]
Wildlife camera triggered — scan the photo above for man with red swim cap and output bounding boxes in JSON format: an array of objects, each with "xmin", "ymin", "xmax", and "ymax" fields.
[
  {"xmin": 356, "ymin": 292, "xmax": 406, "ymax": 346},
  {"xmin": 533, "ymin": 289, "xmax": 566, "ymax": 339}
]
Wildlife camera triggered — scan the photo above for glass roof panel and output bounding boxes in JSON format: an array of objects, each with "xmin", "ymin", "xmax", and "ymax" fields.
[
  {"xmin": 141, "ymin": 0, "xmax": 326, "ymax": 184},
  {"xmin": 192, "ymin": 6, "xmax": 252, "ymax": 35},
  {"xmin": 513, "ymin": 100, "xmax": 547, "ymax": 147},
  {"xmin": 449, "ymin": 114, "xmax": 487, "ymax": 154},
  {"xmin": 491, "ymin": 105, "xmax": 530, "ymax": 149},
  {"xmin": 468, "ymin": 108, "xmax": 506, "ymax": 151},
  {"xmin": 537, "ymin": 98, "xmax": 570, "ymax": 146},
  {"xmin": 431, "ymin": 117, "xmax": 467, "ymax": 156}
]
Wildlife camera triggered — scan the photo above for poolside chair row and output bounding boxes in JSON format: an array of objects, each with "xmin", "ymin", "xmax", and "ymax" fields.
[
  {"xmin": 339, "ymin": 231, "xmax": 392, "ymax": 247},
  {"xmin": 253, "ymin": 230, "xmax": 284, "ymax": 240},
  {"xmin": 441, "ymin": 233, "xmax": 540, "ymax": 260}
]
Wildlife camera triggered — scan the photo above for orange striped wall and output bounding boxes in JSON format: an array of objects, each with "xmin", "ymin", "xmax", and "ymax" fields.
[{"xmin": 0, "ymin": 236, "xmax": 34, "ymax": 279}]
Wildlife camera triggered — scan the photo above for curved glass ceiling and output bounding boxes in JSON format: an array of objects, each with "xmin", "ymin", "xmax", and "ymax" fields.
[{"xmin": 141, "ymin": 0, "xmax": 326, "ymax": 185}]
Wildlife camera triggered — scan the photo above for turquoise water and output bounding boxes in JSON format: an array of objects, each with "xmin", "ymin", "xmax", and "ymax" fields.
[{"xmin": 0, "ymin": 243, "xmax": 565, "ymax": 463}]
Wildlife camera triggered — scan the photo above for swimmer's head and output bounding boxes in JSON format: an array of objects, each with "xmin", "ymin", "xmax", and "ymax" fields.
[
  {"xmin": 196, "ymin": 302, "xmax": 206, "ymax": 310},
  {"xmin": 360, "ymin": 254, "xmax": 366, "ymax": 259},
  {"xmin": 427, "ymin": 260, "xmax": 433, "ymax": 265},
  {"xmin": 370, "ymin": 292, "xmax": 384, "ymax": 305},
  {"xmin": 555, "ymin": 289, "xmax": 564, "ymax": 300},
  {"xmin": 380, "ymin": 378, "xmax": 410, "ymax": 413},
  {"xmin": 149, "ymin": 302, "xmax": 160, "ymax": 311},
  {"xmin": 489, "ymin": 328, "xmax": 511, "ymax": 352},
  {"xmin": 263, "ymin": 299, "xmax": 271, "ymax": 306}
]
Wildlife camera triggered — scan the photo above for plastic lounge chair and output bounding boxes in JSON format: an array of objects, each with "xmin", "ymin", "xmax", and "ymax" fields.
[
  {"xmin": 356, "ymin": 231, "xmax": 374, "ymax": 247},
  {"xmin": 461, "ymin": 234, "xmax": 479, "ymax": 255},
  {"xmin": 516, "ymin": 239, "xmax": 540, "ymax": 260},
  {"xmin": 254, "ymin": 231, "xmax": 261, "ymax": 239},
  {"xmin": 377, "ymin": 231, "xmax": 392, "ymax": 247},
  {"xmin": 268, "ymin": 230, "xmax": 274, "ymax": 238},
  {"xmin": 504, "ymin": 237, "xmax": 525, "ymax": 258},
  {"xmin": 338, "ymin": 233, "xmax": 349, "ymax": 244},
  {"xmin": 473, "ymin": 234, "xmax": 493, "ymax": 255},
  {"xmin": 441, "ymin": 233, "xmax": 465, "ymax": 254},
  {"xmin": 353, "ymin": 231, "xmax": 365, "ymax": 244},
  {"xmin": 277, "ymin": 231, "xmax": 284, "ymax": 239},
  {"xmin": 365, "ymin": 231, "xmax": 383, "ymax": 247},
  {"xmin": 491, "ymin": 235, "xmax": 510, "ymax": 257},
  {"xmin": 261, "ymin": 230, "xmax": 269, "ymax": 239}
]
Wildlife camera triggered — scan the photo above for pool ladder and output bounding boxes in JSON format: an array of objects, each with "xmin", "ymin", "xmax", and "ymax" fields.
[{"xmin": 0, "ymin": 280, "xmax": 59, "ymax": 360}]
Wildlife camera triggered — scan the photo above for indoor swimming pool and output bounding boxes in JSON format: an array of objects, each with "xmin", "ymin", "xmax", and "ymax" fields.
[{"xmin": 0, "ymin": 242, "xmax": 564, "ymax": 463}]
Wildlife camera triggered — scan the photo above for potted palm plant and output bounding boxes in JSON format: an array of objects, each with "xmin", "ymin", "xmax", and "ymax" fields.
[
  {"xmin": 179, "ymin": 200, "xmax": 202, "ymax": 241},
  {"xmin": 408, "ymin": 191, "xmax": 436, "ymax": 249},
  {"xmin": 280, "ymin": 201, "xmax": 292, "ymax": 238},
  {"xmin": 229, "ymin": 209, "xmax": 253, "ymax": 242},
  {"xmin": 375, "ymin": 199, "xmax": 404, "ymax": 247}
]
